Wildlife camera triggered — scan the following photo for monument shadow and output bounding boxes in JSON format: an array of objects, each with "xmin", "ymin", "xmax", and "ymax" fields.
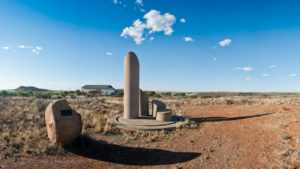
[
  {"xmin": 63, "ymin": 135, "xmax": 201, "ymax": 166},
  {"xmin": 190, "ymin": 112, "xmax": 274, "ymax": 123}
]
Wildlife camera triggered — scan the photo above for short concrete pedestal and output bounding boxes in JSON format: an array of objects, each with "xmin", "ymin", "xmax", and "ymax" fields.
[{"xmin": 156, "ymin": 110, "xmax": 172, "ymax": 121}]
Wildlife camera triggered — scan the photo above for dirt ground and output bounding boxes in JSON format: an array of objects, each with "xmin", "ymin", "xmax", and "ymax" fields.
[{"xmin": 1, "ymin": 98, "xmax": 300, "ymax": 168}]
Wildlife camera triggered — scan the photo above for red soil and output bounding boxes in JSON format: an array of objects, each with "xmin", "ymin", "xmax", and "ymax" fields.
[{"xmin": 1, "ymin": 104, "xmax": 300, "ymax": 169}]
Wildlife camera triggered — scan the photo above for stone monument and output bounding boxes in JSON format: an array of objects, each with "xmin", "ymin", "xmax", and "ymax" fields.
[
  {"xmin": 124, "ymin": 52, "xmax": 140, "ymax": 119},
  {"xmin": 108, "ymin": 51, "xmax": 187, "ymax": 130}
]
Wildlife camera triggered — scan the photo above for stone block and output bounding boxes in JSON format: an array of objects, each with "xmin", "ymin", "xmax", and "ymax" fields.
[
  {"xmin": 139, "ymin": 89, "xmax": 149, "ymax": 116},
  {"xmin": 152, "ymin": 100, "xmax": 166, "ymax": 117},
  {"xmin": 45, "ymin": 99, "xmax": 82, "ymax": 144}
]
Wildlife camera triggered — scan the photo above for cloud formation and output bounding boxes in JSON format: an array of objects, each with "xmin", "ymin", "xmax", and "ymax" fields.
[
  {"xmin": 121, "ymin": 19, "xmax": 146, "ymax": 44},
  {"xmin": 263, "ymin": 73, "xmax": 269, "ymax": 77},
  {"xmin": 183, "ymin": 37, "xmax": 193, "ymax": 42},
  {"xmin": 144, "ymin": 10, "xmax": 176, "ymax": 35},
  {"xmin": 180, "ymin": 18, "xmax": 186, "ymax": 23},
  {"xmin": 246, "ymin": 77, "xmax": 251, "ymax": 81},
  {"xmin": 121, "ymin": 10, "xmax": 176, "ymax": 44},
  {"xmin": 105, "ymin": 52, "xmax": 113, "ymax": 56},
  {"xmin": 237, "ymin": 66, "xmax": 253, "ymax": 71},
  {"xmin": 270, "ymin": 65, "xmax": 276, "ymax": 69},
  {"xmin": 219, "ymin": 39, "xmax": 232, "ymax": 47},
  {"xmin": 2, "ymin": 46, "xmax": 9, "ymax": 50},
  {"xmin": 136, "ymin": 0, "xmax": 143, "ymax": 6},
  {"xmin": 289, "ymin": 73, "xmax": 297, "ymax": 77}
]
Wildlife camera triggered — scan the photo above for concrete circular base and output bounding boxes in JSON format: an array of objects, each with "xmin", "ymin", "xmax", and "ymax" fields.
[{"xmin": 108, "ymin": 115, "xmax": 187, "ymax": 130}]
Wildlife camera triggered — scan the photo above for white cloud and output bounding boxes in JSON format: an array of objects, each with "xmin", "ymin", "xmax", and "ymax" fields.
[
  {"xmin": 2, "ymin": 46, "xmax": 9, "ymax": 50},
  {"xmin": 31, "ymin": 49, "xmax": 37, "ymax": 53},
  {"xmin": 237, "ymin": 66, "xmax": 253, "ymax": 72},
  {"xmin": 289, "ymin": 73, "xmax": 297, "ymax": 77},
  {"xmin": 213, "ymin": 58, "xmax": 217, "ymax": 61},
  {"xmin": 35, "ymin": 46, "xmax": 42, "ymax": 51},
  {"xmin": 219, "ymin": 39, "xmax": 232, "ymax": 47},
  {"xmin": 121, "ymin": 19, "xmax": 146, "ymax": 45},
  {"xmin": 113, "ymin": 0, "xmax": 118, "ymax": 4},
  {"xmin": 144, "ymin": 10, "xmax": 176, "ymax": 35},
  {"xmin": 270, "ymin": 65, "xmax": 276, "ymax": 69},
  {"xmin": 105, "ymin": 52, "xmax": 113, "ymax": 56},
  {"xmin": 19, "ymin": 45, "xmax": 25, "ymax": 49},
  {"xmin": 180, "ymin": 18, "xmax": 186, "ymax": 23},
  {"xmin": 121, "ymin": 10, "xmax": 176, "ymax": 44},
  {"xmin": 263, "ymin": 73, "xmax": 269, "ymax": 77},
  {"xmin": 136, "ymin": 0, "xmax": 143, "ymax": 6},
  {"xmin": 183, "ymin": 37, "xmax": 193, "ymax": 42},
  {"xmin": 150, "ymin": 37, "xmax": 154, "ymax": 40},
  {"xmin": 246, "ymin": 77, "xmax": 251, "ymax": 81},
  {"xmin": 140, "ymin": 8, "xmax": 145, "ymax": 12}
]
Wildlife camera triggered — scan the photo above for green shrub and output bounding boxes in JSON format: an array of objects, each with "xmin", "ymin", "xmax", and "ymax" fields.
[
  {"xmin": 115, "ymin": 90, "xmax": 124, "ymax": 97},
  {"xmin": 200, "ymin": 95, "xmax": 213, "ymax": 99},
  {"xmin": 0, "ymin": 90, "xmax": 8, "ymax": 97},
  {"xmin": 153, "ymin": 93, "xmax": 161, "ymax": 98},
  {"xmin": 162, "ymin": 92, "xmax": 171, "ymax": 96},
  {"xmin": 145, "ymin": 91, "xmax": 155, "ymax": 96},
  {"xmin": 35, "ymin": 92, "xmax": 52, "ymax": 99},
  {"xmin": 190, "ymin": 95, "xmax": 197, "ymax": 99},
  {"xmin": 74, "ymin": 90, "xmax": 82, "ymax": 96},
  {"xmin": 174, "ymin": 93, "xmax": 186, "ymax": 97}
]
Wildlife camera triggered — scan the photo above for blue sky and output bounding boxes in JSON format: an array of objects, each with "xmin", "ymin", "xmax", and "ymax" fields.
[{"xmin": 1, "ymin": 0, "xmax": 300, "ymax": 92}]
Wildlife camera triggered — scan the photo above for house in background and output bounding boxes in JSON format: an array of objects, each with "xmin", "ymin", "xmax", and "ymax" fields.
[{"xmin": 81, "ymin": 85, "xmax": 116, "ymax": 95}]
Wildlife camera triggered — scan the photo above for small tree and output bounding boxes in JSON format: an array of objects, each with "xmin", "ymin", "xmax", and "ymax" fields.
[
  {"xmin": 74, "ymin": 90, "xmax": 81, "ymax": 96},
  {"xmin": 0, "ymin": 90, "xmax": 8, "ymax": 97}
]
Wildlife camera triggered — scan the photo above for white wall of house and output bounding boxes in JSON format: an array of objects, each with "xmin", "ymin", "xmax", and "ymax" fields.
[
  {"xmin": 101, "ymin": 89, "xmax": 115, "ymax": 95},
  {"xmin": 82, "ymin": 89, "xmax": 98, "ymax": 93}
]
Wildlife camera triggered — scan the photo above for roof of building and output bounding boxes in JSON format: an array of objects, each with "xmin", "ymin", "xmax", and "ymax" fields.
[{"xmin": 82, "ymin": 85, "xmax": 114, "ymax": 90}]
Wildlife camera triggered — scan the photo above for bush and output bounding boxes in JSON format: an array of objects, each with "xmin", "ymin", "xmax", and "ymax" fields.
[
  {"xmin": 115, "ymin": 90, "xmax": 124, "ymax": 97},
  {"xmin": 145, "ymin": 91, "xmax": 155, "ymax": 96},
  {"xmin": 174, "ymin": 93, "xmax": 186, "ymax": 97},
  {"xmin": 35, "ymin": 92, "xmax": 52, "ymax": 99},
  {"xmin": 153, "ymin": 93, "xmax": 161, "ymax": 98},
  {"xmin": 0, "ymin": 90, "xmax": 8, "ymax": 97},
  {"xmin": 16, "ymin": 92, "xmax": 32, "ymax": 97},
  {"xmin": 200, "ymin": 95, "xmax": 213, "ymax": 99},
  {"xmin": 162, "ymin": 92, "xmax": 171, "ymax": 96},
  {"xmin": 74, "ymin": 90, "xmax": 84, "ymax": 96},
  {"xmin": 190, "ymin": 95, "xmax": 197, "ymax": 99}
]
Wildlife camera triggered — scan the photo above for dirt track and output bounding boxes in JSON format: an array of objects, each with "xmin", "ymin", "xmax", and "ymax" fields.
[{"xmin": 1, "ymin": 104, "xmax": 300, "ymax": 169}]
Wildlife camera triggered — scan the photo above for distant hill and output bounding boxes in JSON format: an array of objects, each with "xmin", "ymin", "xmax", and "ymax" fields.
[{"xmin": 14, "ymin": 86, "xmax": 50, "ymax": 92}]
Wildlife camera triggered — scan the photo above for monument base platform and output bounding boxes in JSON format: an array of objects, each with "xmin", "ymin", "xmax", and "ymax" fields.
[{"xmin": 108, "ymin": 115, "xmax": 187, "ymax": 130}]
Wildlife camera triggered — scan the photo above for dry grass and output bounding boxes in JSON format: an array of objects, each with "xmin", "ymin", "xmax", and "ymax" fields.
[{"xmin": 1, "ymin": 95, "xmax": 300, "ymax": 159}]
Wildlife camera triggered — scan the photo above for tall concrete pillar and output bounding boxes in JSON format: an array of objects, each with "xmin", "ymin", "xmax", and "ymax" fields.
[{"xmin": 124, "ymin": 52, "xmax": 139, "ymax": 119}]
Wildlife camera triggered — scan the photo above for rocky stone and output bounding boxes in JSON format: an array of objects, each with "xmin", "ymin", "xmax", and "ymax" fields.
[{"xmin": 45, "ymin": 99, "xmax": 82, "ymax": 144}]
